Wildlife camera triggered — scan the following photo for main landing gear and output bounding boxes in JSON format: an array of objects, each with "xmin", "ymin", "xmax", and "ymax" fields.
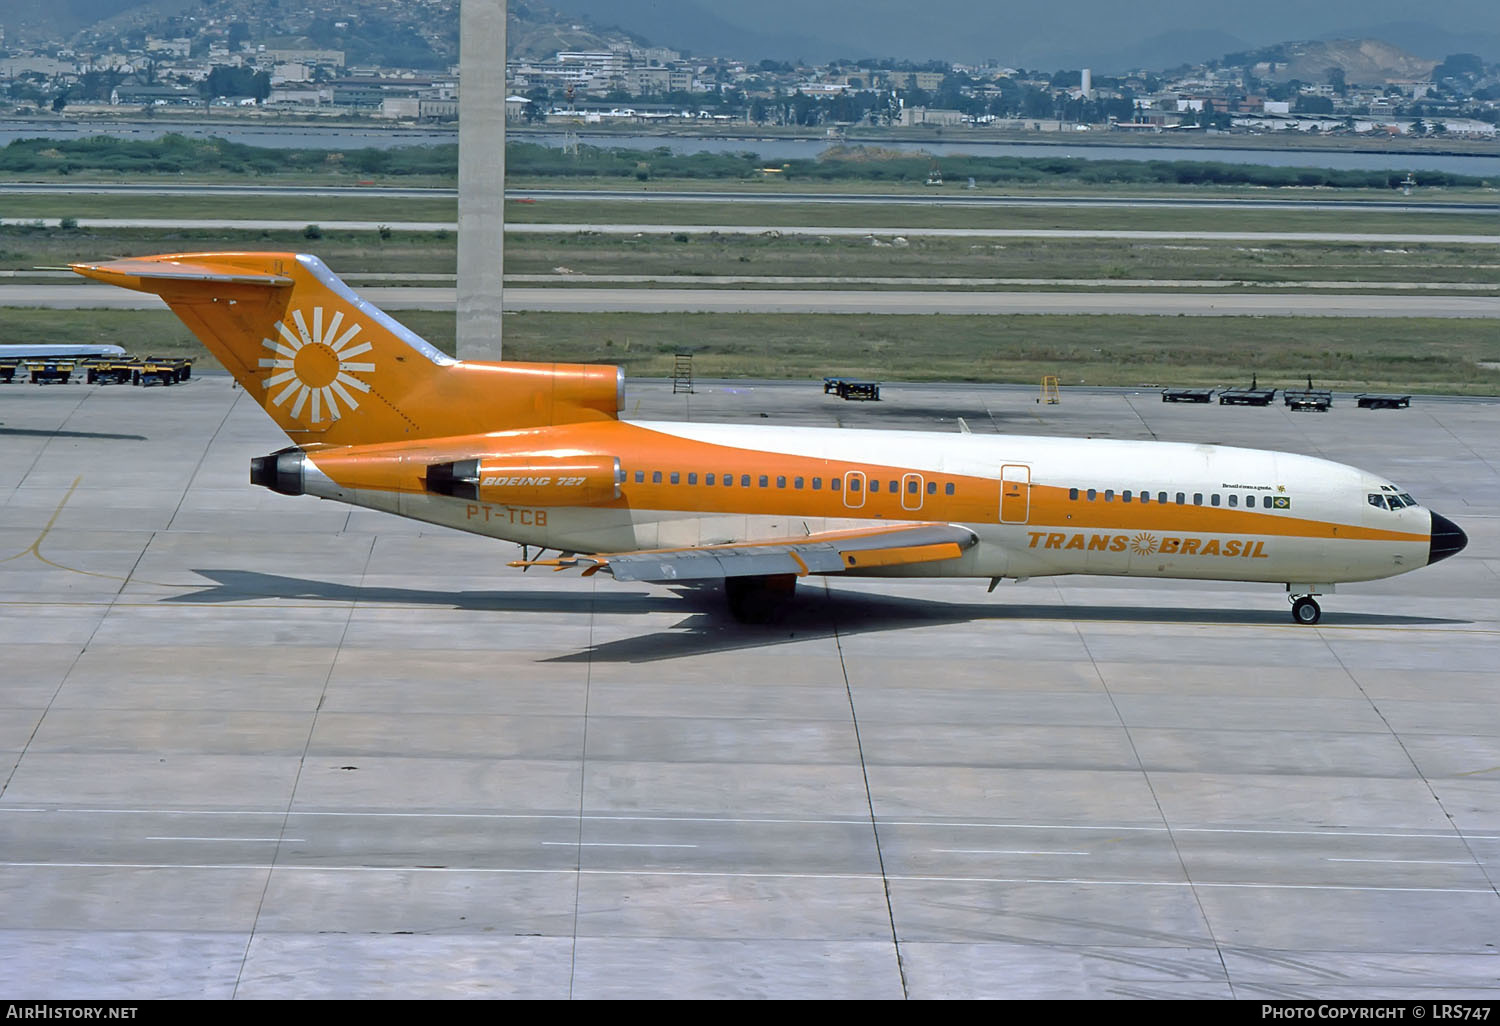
[
  {"xmin": 725, "ymin": 574, "xmax": 797, "ymax": 624},
  {"xmin": 1286, "ymin": 585, "xmax": 1331, "ymax": 626},
  {"xmin": 1290, "ymin": 595, "xmax": 1321, "ymax": 625}
]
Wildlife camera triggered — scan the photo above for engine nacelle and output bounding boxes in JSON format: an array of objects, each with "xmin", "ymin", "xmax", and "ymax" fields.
[
  {"xmin": 427, "ymin": 455, "xmax": 623, "ymax": 507},
  {"xmin": 250, "ymin": 446, "xmax": 308, "ymax": 496}
]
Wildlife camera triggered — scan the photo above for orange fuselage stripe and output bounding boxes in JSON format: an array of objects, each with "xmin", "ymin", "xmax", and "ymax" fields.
[{"xmin": 310, "ymin": 420, "xmax": 1427, "ymax": 545}]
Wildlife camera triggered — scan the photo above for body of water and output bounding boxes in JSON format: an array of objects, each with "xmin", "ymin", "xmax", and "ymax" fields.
[{"xmin": 3, "ymin": 118, "xmax": 1497, "ymax": 178}]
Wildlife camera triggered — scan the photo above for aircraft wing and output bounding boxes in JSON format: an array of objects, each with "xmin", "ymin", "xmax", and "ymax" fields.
[{"xmin": 514, "ymin": 523, "xmax": 978, "ymax": 582}]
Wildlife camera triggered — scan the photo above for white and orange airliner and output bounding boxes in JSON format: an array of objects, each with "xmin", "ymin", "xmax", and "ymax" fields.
[{"xmin": 73, "ymin": 251, "xmax": 1467, "ymax": 624}]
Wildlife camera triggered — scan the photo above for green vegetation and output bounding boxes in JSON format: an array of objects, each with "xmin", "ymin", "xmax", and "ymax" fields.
[
  {"xmin": 0, "ymin": 309, "xmax": 203, "ymax": 359},
  {"xmin": 0, "ymin": 224, "xmax": 456, "ymax": 274},
  {"xmin": 8, "ymin": 191, "xmax": 1486, "ymax": 237},
  {"xmin": 0, "ymin": 135, "xmax": 1489, "ymax": 193},
  {"xmin": 515, "ymin": 142, "xmax": 1493, "ymax": 191},
  {"xmin": 4, "ymin": 224, "xmax": 1495, "ymax": 293},
  {"xmin": 0, "ymin": 134, "xmax": 457, "ymax": 179},
  {"xmin": 479, "ymin": 313, "xmax": 1500, "ymax": 394},
  {"xmin": 7, "ymin": 308, "xmax": 1496, "ymax": 395},
  {"xmin": 503, "ymin": 232, "xmax": 1500, "ymax": 287},
  {"xmin": 0, "ymin": 147, "xmax": 1493, "ymax": 396},
  {"xmin": 0, "ymin": 193, "xmax": 456, "ymax": 222},
  {"xmin": 504, "ymin": 197, "xmax": 1492, "ymax": 236}
]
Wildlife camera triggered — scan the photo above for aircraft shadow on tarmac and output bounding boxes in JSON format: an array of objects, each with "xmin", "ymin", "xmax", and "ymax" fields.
[
  {"xmin": 169, "ymin": 567, "xmax": 1463, "ymax": 664},
  {"xmin": 0, "ymin": 426, "xmax": 148, "ymax": 441}
]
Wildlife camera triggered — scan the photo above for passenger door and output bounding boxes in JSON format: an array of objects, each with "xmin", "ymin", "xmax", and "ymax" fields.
[{"xmin": 1000, "ymin": 464, "xmax": 1031, "ymax": 524}]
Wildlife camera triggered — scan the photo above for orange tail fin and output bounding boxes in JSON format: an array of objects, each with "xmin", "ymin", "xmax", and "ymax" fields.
[{"xmin": 72, "ymin": 252, "xmax": 621, "ymax": 447}]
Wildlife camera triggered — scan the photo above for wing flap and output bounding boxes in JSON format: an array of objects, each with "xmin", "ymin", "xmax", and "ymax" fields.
[
  {"xmin": 536, "ymin": 523, "xmax": 978, "ymax": 583},
  {"xmin": 838, "ymin": 541, "xmax": 965, "ymax": 569}
]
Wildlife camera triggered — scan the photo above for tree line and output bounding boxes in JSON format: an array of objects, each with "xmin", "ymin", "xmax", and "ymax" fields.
[{"xmin": 0, "ymin": 136, "xmax": 1486, "ymax": 190}]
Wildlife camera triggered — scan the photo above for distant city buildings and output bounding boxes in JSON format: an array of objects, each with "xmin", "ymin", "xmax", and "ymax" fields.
[{"xmin": 0, "ymin": 8, "xmax": 1494, "ymax": 139}]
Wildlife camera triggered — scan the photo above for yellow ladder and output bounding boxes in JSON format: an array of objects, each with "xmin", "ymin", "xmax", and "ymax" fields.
[
  {"xmin": 1039, "ymin": 375, "xmax": 1060, "ymax": 405},
  {"xmin": 672, "ymin": 353, "xmax": 694, "ymax": 394}
]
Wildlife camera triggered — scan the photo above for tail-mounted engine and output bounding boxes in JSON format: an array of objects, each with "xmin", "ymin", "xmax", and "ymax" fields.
[{"xmin": 250, "ymin": 447, "xmax": 307, "ymax": 496}]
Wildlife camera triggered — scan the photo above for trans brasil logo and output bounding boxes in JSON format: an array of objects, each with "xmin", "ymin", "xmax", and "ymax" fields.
[{"xmin": 259, "ymin": 307, "xmax": 373, "ymax": 423}]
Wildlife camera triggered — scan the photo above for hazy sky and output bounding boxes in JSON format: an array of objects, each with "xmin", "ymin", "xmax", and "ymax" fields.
[{"xmin": 553, "ymin": 0, "xmax": 1500, "ymax": 68}]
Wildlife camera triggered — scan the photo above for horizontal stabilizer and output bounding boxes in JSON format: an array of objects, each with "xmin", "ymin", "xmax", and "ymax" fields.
[
  {"xmin": 71, "ymin": 256, "xmax": 294, "ymax": 293},
  {"xmin": 537, "ymin": 523, "xmax": 978, "ymax": 583}
]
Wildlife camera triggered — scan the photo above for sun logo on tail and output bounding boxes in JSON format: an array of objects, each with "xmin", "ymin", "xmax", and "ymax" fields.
[{"xmin": 258, "ymin": 307, "xmax": 374, "ymax": 423}]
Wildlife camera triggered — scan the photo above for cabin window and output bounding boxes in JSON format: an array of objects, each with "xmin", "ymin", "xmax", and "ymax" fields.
[
  {"xmin": 831, "ymin": 478, "xmax": 841, "ymax": 492},
  {"xmin": 1227, "ymin": 494, "xmax": 1238, "ymax": 508},
  {"xmin": 927, "ymin": 481, "xmax": 937, "ymax": 495},
  {"xmin": 687, "ymin": 473, "xmax": 698, "ymax": 485},
  {"xmin": 847, "ymin": 477, "xmax": 859, "ymax": 492},
  {"xmin": 1139, "ymin": 491, "xmax": 1150, "ymax": 505},
  {"xmin": 889, "ymin": 480, "xmax": 898, "ymax": 493},
  {"xmin": 1210, "ymin": 494, "xmax": 1220, "ymax": 507},
  {"xmin": 1086, "ymin": 488, "xmax": 1097, "ymax": 501},
  {"xmin": 812, "ymin": 477, "xmax": 822, "ymax": 490},
  {"xmin": 908, "ymin": 479, "xmax": 919, "ymax": 495},
  {"xmin": 705, "ymin": 473, "xmax": 714, "ymax": 486},
  {"xmin": 1069, "ymin": 488, "xmax": 1079, "ymax": 500},
  {"xmin": 1193, "ymin": 493, "xmax": 1203, "ymax": 506},
  {"xmin": 1159, "ymin": 492, "xmax": 1169, "ymax": 505},
  {"xmin": 1122, "ymin": 490, "xmax": 1132, "ymax": 503},
  {"xmin": 1104, "ymin": 489, "xmax": 1114, "ymax": 502},
  {"xmin": 652, "ymin": 471, "xmax": 662, "ymax": 484},
  {"xmin": 741, "ymin": 475, "xmax": 751, "ymax": 487},
  {"xmin": 759, "ymin": 475, "xmax": 769, "ymax": 488},
  {"xmin": 776, "ymin": 476, "xmax": 786, "ymax": 488},
  {"xmin": 870, "ymin": 480, "xmax": 880, "ymax": 493},
  {"xmin": 670, "ymin": 472, "xmax": 680, "ymax": 485},
  {"xmin": 945, "ymin": 483, "xmax": 955, "ymax": 496},
  {"xmin": 723, "ymin": 474, "xmax": 733, "ymax": 487},
  {"xmin": 795, "ymin": 477, "xmax": 804, "ymax": 489},
  {"xmin": 635, "ymin": 471, "xmax": 645, "ymax": 483}
]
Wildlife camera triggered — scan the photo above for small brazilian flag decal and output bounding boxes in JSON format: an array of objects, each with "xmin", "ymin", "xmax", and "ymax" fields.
[{"xmin": 1272, "ymin": 496, "xmax": 1292, "ymax": 509}]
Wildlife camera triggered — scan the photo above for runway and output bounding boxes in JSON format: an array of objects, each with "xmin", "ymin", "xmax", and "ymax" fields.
[
  {"xmin": 1, "ymin": 376, "xmax": 1497, "ymax": 998},
  {"xmin": 6, "ymin": 283, "xmax": 1499, "ymax": 317}
]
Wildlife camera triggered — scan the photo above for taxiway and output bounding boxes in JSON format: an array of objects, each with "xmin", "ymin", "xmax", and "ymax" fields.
[{"xmin": 1, "ymin": 377, "xmax": 1497, "ymax": 998}]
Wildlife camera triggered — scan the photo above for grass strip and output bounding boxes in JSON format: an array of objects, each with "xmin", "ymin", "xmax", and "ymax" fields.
[{"xmin": 5, "ymin": 308, "xmax": 1495, "ymax": 395}]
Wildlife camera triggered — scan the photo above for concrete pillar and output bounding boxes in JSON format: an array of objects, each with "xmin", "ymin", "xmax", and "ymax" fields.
[{"xmin": 457, "ymin": 0, "xmax": 506, "ymax": 360}]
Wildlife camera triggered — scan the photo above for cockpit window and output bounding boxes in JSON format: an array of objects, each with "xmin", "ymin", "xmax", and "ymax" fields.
[
  {"xmin": 1387, "ymin": 494, "xmax": 1408, "ymax": 509},
  {"xmin": 1399, "ymin": 493, "xmax": 1416, "ymax": 507},
  {"xmin": 1368, "ymin": 493, "xmax": 1389, "ymax": 510}
]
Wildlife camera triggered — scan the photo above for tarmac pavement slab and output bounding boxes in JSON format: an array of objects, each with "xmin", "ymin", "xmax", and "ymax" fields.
[{"xmin": 3, "ymin": 375, "xmax": 1498, "ymax": 998}]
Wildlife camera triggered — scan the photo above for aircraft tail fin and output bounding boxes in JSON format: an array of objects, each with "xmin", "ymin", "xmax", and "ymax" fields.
[{"xmin": 72, "ymin": 252, "xmax": 621, "ymax": 447}]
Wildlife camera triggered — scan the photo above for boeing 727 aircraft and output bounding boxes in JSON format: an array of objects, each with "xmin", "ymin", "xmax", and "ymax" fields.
[{"xmin": 73, "ymin": 251, "xmax": 1467, "ymax": 624}]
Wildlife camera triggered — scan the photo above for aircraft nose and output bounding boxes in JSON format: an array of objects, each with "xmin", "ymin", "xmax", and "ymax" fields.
[{"xmin": 1429, "ymin": 511, "xmax": 1468, "ymax": 565}]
